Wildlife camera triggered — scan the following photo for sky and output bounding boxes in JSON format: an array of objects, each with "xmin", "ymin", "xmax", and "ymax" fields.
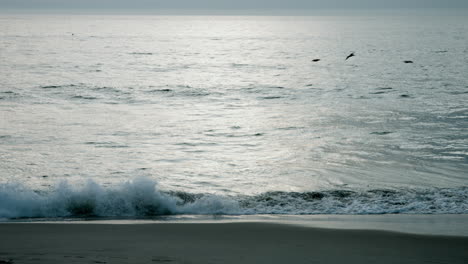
[{"xmin": 1, "ymin": 0, "xmax": 468, "ymax": 10}]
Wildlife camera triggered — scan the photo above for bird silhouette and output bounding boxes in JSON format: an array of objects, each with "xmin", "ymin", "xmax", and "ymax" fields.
[
  {"xmin": 345, "ymin": 52, "xmax": 355, "ymax": 60},
  {"xmin": 312, "ymin": 59, "xmax": 320, "ymax": 62}
]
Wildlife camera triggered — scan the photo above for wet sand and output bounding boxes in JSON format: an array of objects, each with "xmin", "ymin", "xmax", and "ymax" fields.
[{"xmin": 0, "ymin": 222, "xmax": 467, "ymax": 264}]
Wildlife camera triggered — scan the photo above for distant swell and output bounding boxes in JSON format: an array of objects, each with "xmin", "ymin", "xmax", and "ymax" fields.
[{"xmin": 0, "ymin": 178, "xmax": 466, "ymax": 219}]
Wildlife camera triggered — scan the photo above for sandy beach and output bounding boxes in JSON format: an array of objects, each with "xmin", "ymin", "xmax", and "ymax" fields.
[{"xmin": 0, "ymin": 222, "xmax": 467, "ymax": 264}]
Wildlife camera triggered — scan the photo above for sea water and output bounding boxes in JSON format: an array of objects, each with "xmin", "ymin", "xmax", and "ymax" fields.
[{"xmin": 0, "ymin": 11, "xmax": 467, "ymax": 219}]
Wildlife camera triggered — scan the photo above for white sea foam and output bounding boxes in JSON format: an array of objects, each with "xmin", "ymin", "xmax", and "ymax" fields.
[
  {"xmin": 0, "ymin": 178, "xmax": 466, "ymax": 220},
  {"xmin": 0, "ymin": 178, "xmax": 177, "ymax": 218}
]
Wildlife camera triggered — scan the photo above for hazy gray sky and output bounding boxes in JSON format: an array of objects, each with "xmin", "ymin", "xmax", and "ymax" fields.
[{"xmin": 1, "ymin": 0, "xmax": 468, "ymax": 10}]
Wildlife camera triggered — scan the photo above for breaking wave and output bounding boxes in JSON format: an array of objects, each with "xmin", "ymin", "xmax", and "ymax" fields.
[{"xmin": 0, "ymin": 178, "xmax": 466, "ymax": 219}]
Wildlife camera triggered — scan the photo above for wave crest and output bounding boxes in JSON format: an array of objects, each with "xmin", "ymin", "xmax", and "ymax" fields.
[{"xmin": 0, "ymin": 178, "xmax": 467, "ymax": 219}]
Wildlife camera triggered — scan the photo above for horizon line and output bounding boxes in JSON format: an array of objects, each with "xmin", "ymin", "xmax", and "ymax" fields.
[{"xmin": 1, "ymin": 7, "xmax": 467, "ymax": 16}]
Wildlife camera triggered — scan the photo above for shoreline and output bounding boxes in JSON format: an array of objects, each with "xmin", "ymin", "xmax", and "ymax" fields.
[
  {"xmin": 3, "ymin": 214, "xmax": 468, "ymax": 236},
  {"xmin": 1, "ymin": 221, "xmax": 467, "ymax": 264}
]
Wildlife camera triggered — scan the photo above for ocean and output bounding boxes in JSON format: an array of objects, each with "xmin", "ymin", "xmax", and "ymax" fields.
[{"xmin": 0, "ymin": 11, "xmax": 467, "ymax": 219}]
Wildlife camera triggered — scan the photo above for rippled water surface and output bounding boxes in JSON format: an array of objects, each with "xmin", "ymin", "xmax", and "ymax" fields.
[{"xmin": 0, "ymin": 13, "xmax": 467, "ymax": 217}]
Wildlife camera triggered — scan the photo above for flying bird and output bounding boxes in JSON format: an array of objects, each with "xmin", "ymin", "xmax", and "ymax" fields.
[
  {"xmin": 345, "ymin": 52, "xmax": 355, "ymax": 60},
  {"xmin": 404, "ymin": 60, "xmax": 414, "ymax": 64},
  {"xmin": 312, "ymin": 59, "xmax": 320, "ymax": 62}
]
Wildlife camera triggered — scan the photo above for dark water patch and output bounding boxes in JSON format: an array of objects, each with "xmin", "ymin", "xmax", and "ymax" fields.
[
  {"xmin": 207, "ymin": 132, "xmax": 263, "ymax": 138},
  {"xmin": 41, "ymin": 85, "xmax": 61, "ymax": 89},
  {"xmin": 174, "ymin": 142, "xmax": 218, "ymax": 147},
  {"xmin": 165, "ymin": 84, "xmax": 214, "ymax": 97},
  {"xmin": 305, "ymin": 84, "xmax": 313, "ymax": 87},
  {"xmin": 129, "ymin": 52, "xmax": 153, "ymax": 55},
  {"xmin": 41, "ymin": 84, "xmax": 77, "ymax": 89},
  {"xmin": 241, "ymin": 87, "xmax": 257, "ymax": 93},
  {"xmin": 147, "ymin": 89, "xmax": 173, "ymax": 93},
  {"xmin": 96, "ymin": 145, "xmax": 128, "ymax": 149},
  {"xmin": 152, "ymin": 67, "xmax": 177, "ymax": 73},
  {"xmin": 84, "ymin": 141, "xmax": 128, "ymax": 148},
  {"xmin": 91, "ymin": 86, "xmax": 120, "ymax": 93},
  {"xmin": 247, "ymin": 191, "xmax": 325, "ymax": 206},
  {"xmin": 277, "ymin": 126, "xmax": 302, "ymax": 131},
  {"xmin": 448, "ymin": 90, "xmax": 468, "ymax": 95},
  {"xmin": 259, "ymin": 96, "xmax": 282, "ymax": 100},
  {"xmin": 371, "ymin": 131, "xmax": 393, "ymax": 135},
  {"xmin": 328, "ymin": 190, "xmax": 356, "ymax": 198},
  {"xmin": 434, "ymin": 50, "xmax": 448, "ymax": 53},
  {"xmin": 377, "ymin": 87, "xmax": 393, "ymax": 90},
  {"xmin": 238, "ymin": 143, "xmax": 259, "ymax": 147},
  {"xmin": 266, "ymin": 191, "xmax": 325, "ymax": 201},
  {"xmin": 231, "ymin": 63, "xmax": 249, "ymax": 67},
  {"xmin": 168, "ymin": 191, "xmax": 204, "ymax": 204},
  {"xmin": 370, "ymin": 91, "xmax": 387, "ymax": 95},
  {"xmin": 180, "ymin": 91, "xmax": 211, "ymax": 97},
  {"xmin": 301, "ymin": 192, "xmax": 325, "ymax": 200},
  {"xmin": 67, "ymin": 197, "xmax": 97, "ymax": 217},
  {"xmin": 71, "ymin": 95, "xmax": 98, "ymax": 100},
  {"xmin": 184, "ymin": 150, "xmax": 206, "ymax": 153},
  {"xmin": 151, "ymin": 256, "xmax": 176, "ymax": 263},
  {"xmin": 368, "ymin": 189, "xmax": 398, "ymax": 197},
  {"xmin": 68, "ymin": 193, "xmax": 170, "ymax": 217},
  {"xmin": 230, "ymin": 126, "xmax": 241, "ymax": 130}
]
